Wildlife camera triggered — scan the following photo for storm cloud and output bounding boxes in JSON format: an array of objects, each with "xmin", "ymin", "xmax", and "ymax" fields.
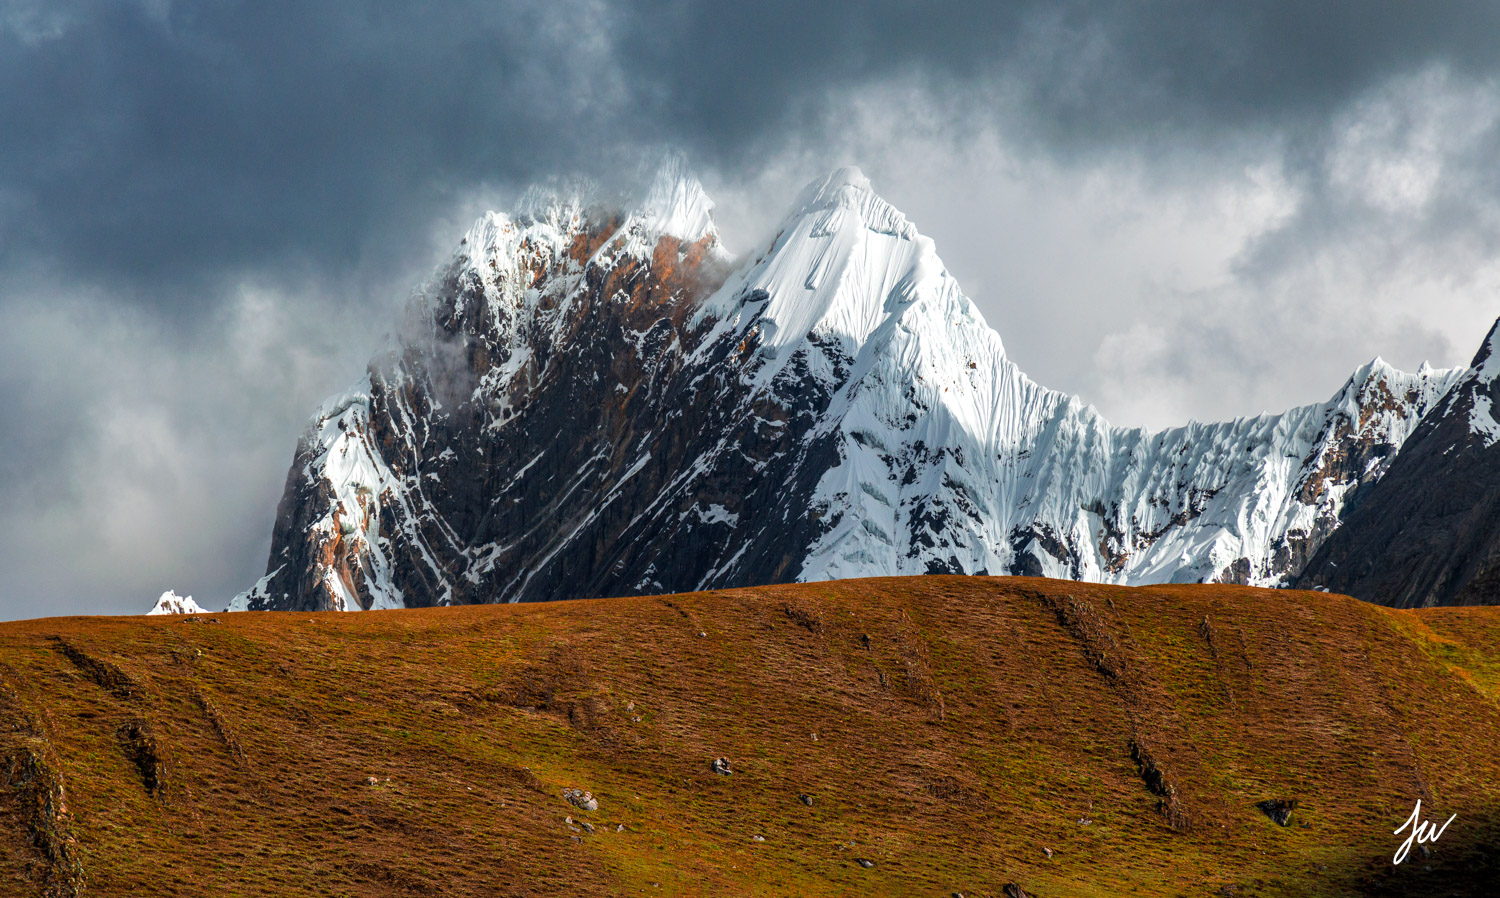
[{"xmin": 3, "ymin": 0, "xmax": 1500, "ymax": 616}]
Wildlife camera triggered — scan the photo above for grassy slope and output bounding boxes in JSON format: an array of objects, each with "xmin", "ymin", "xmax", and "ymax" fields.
[{"xmin": 0, "ymin": 576, "xmax": 1497, "ymax": 897}]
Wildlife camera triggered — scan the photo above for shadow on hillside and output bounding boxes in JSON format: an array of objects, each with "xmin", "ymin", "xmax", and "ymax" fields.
[{"xmin": 1297, "ymin": 806, "xmax": 1500, "ymax": 897}]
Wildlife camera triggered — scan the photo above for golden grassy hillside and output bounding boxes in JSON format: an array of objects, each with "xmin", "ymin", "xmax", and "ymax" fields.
[{"xmin": 1, "ymin": 576, "xmax": 1497, "ymax": 897}]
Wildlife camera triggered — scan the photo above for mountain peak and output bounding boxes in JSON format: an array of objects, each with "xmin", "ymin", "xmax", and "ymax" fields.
[
  {"xmin": 698, "ymin": 165, "xmax": 957, "ymax": 369},
  {"xmin": 147, "ymin": 590, "xmax": 207, "ymax": 616},
  {"xmin": 797, "ymin": 165, "xmax": 871, "ymax": 203},
  {"xmin": 513, "ymin": 175, "xmax": 601, "ymax": 230},
  {"xmin": 1470, "ymin": 316, "xmax": 1500, "ymax": 381},
  {"xmin": 791, "ymin": 166, "xmax": 915, "ymax": 240},
  {"xmin": 635, "ymin": 153, "xmax": 719, "ymax": 246}
]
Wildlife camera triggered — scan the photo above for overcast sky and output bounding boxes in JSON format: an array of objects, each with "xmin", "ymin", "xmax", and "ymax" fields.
[{"xmin": 3, "ymin": 1, "xmax": 1499, "ymax": 618}]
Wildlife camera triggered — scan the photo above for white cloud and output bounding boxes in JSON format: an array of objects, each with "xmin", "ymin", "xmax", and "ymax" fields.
[
  {"xmin": 0, "ymin": 275, "xmax": 395, "ymax": 616},
  {"xmin": 1328, "ymin": 67, "xmax": 1500, "ymax": 215},
  {"xmin": 0, "ymin": 0, "xmax": 72, "ymax": 44}
]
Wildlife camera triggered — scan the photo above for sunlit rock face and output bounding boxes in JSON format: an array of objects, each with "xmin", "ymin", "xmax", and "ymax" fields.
[{"xmin": 237, "ymin": 159, "xmax": 1469, "ymax": 611}]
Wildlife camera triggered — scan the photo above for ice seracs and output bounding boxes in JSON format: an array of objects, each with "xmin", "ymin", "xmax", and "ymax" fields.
[
  {"xmin": 148, "ymin": 591, "xmax": 207, "ymax": 616},
  {"xmin": 237, "ymin": 157, "xmax": 1481, "ymax": 611},
  {"xmin": 703, "ymin": 166, "xmax": 1463, "ymax": 588}
]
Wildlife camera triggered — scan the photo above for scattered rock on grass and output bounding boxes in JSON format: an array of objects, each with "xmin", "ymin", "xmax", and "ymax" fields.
[
  {"xmin": 799, "ymin": 793, "xmax": 814, "ymax": 807},
  {"xmin": 711, "ymin": 757, "xmax": 732, "ymax": 775},
  {"xmin": 1255, "ymin": 798, "xmax": 1297, "ymax": 826},
  {"xmin": 1003, "ymin": 884, "xmax": 1034, "ymax": 898},
  {"xmin": 564, "ymin": 788, "xmax": 599, "ymax": 811},
  {"xmin": 364, "ymin": 776, "xmax": 379, "ymax": 786},
  {"xmin": 752, "ymin": 835, "xmax": 765, "ymax": 842},
  {"xmin": 856, "ymin": 858, "xmax": 875, "ymax": 869},
  {"xmin": 1042, "ymin": 847, "xmax": 1053, "ymax": 859}
]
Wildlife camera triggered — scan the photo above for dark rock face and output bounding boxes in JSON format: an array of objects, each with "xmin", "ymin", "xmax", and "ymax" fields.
[
  {"xmin": 1296, "ymin": 320, "xmax": 1500, "ymax": 607},
  {"xmin": 240, "ymin": 191, "xmax": 851, "ymax": 611}
]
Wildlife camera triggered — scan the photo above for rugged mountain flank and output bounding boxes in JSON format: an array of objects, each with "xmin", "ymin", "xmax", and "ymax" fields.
[
  {"xmin": 1297, "ymin": 321, "xmax": 1500, "ymax": 607},
  {"xmin": 238, "ymin": 160, "xmax": 1466, "ymax": 612}
]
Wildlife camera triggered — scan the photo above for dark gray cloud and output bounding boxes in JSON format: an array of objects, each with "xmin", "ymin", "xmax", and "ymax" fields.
[
  {"xmin": 3, "ymin": 0, "xmax": 1500, "ymax": 616},
  {"xmin": 7, "ymin": 1, "xmax": 1500, "ymax": 297}
]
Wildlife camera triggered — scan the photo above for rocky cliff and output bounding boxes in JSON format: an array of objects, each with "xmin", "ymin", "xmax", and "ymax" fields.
[{"xmin": 1296, "ymin": 320, "xmax": 1500, "ymax": 607}]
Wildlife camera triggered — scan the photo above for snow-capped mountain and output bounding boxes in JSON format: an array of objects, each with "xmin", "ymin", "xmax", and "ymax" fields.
[
  {"xmin": 148, "ymin": 590, "xmax": 208, "ymax": 615},
  {"xmin": 235, "ymin": 159, "xmax": 1472, "ymax": 612}
]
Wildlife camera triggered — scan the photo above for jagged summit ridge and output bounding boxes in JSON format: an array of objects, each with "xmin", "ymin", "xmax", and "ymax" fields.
[
  {"xmin": 1295, "ymin": 314, "xmax": 1500, "ymax": 606},
  {"xmin": 237, "ymin": 163, "xmax": 1475, "ymax": 612},
  {"xmin": 482, "ymin": 155, "xmax": 723, "ymax": 264},
  {"xmin": 148, "ymin": 590, "xmax": 207, "ymax": 615},
  {"xmin": 699, "ymin": 163, "xmax": 989, "ymax": 377}
]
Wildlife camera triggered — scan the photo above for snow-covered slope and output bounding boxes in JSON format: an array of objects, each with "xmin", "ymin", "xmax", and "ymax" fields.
[
  {"xmin": 694, "ymin": 166, "xmax": 1460, "ymax": 587},
  {"xmin": 236, "ymin": 159, "xmax": 1470, "ymax": 611},
  {"xmin": 148, "ymin": 591, "xmax": 208, "ymax": 615}
]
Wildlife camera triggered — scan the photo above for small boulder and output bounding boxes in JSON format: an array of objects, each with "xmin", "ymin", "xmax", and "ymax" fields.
[
  {"xmin": 799, "ymin": 793, "xmax": 814, "ymax": 807},
  {"xmin": 1255, "ymin": 798, "xmax": 1297, "ymax": 826},
  {"xmin": 580, "ymin": 821, "xmax": 595, "ymax": 834},
  {"xmin": 1003, "ymin": 885, "xmax": 1034, "ymax": 898},
  {"xmin": 751, "ymin": 835, "xmax": 765, "ymax": 842},
  {"xmin": 563, "ymin": 788, "xmax": 599, "ymax": 812},
  {"xmin": 856, "ymin": 858, "xmax": 875, "ymax": 869},
  {"xmin": 711, "ymin": 758, "xmax": 732, "ymax": 776}
]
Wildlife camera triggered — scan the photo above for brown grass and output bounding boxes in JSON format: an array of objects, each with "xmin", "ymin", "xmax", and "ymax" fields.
[{"xmin": 0, "ymin": 576, "xmax": 1495, "ymax": 896}]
